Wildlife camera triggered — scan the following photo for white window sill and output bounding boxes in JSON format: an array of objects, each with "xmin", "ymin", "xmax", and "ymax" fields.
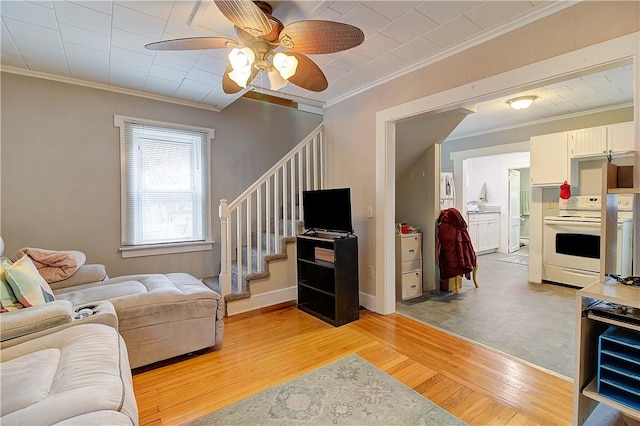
[{"xmin": 120, "ymin": 241, "xmax": 215, "ymax": 258}]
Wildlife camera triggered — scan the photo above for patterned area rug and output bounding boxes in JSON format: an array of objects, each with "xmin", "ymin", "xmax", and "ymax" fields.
[
  {"xmin": 187, "ymin": 354, "xmax": 467, "ymax": 425},
  {"xmin": 496, "ymin": 255, "xmax": 529, "ymax": 265}
]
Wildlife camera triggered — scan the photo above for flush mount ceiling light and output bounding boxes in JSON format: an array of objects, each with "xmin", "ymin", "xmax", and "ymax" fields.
[
  {"xmin": 145, "ymin": 1, "xmax": 364, "ymax": 94},
  {"xmin": 506, "ymin": 95, "xmax": 539, "ymax": 110}
]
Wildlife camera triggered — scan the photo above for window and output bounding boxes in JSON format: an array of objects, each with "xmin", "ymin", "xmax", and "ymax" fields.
[{"xmin": 115, "ymin": 116, "xmax": 213, "ymax": 257}]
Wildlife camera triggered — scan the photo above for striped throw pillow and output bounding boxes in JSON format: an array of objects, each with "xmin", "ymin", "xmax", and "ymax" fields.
[{"xmin": 4, "ymin": 256, "xmax": 55, "ymax": 307}]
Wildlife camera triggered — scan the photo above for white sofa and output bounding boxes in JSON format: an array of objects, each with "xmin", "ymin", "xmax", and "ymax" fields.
[{"xmin": 0, "ymin": 323, "xmax": 138, "ymax": 425}]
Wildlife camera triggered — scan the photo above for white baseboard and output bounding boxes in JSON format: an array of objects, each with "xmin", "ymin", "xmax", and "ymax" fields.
[
  {"xmin": 226, "ymin": 286, "xmax": 297, "ymax": 316},
  {"xmin": 227, "ymin": 287, "xmax": 380, "ymax": 316},
  {"xmin": 359, "ymin": 291, "xmax": 376, "ymax": 313}
]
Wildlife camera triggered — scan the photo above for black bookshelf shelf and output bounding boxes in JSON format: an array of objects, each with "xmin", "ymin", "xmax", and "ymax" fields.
[{"xmin": 296, "ymin": 234, "xmax": 359, "ymax": 327}]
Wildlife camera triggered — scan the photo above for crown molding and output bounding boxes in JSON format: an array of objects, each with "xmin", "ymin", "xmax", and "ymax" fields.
[
  {"xmin": 325, "ymin": 1, "xmax": 579, "ymax": 108},
  {"xmin": 0, "ymin": 66, "xmax": 224, "ymax": 112}
]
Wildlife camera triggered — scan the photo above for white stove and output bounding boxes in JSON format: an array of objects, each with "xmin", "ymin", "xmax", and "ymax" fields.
[
  {"xmin": 543, "ymin": 195, "xmax": 634, "ymax": 287},
  {"xmin": 549, "ymin": 195, "xmax": 633, "ymax": 219}
]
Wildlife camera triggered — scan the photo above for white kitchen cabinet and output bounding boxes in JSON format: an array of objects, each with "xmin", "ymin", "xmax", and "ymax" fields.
[
  {"xmin": 570, "ymin": 126, "xmax": 607, "ymax": 157},
  {"xmin": 395, "ymin": 233, "xmax": 422, "ymax": 300},
  {"xmin": 607, "ymin": 121, "xmax": 635, "ymax": 153},
  {"xmin": 468, "ymin": 212, "xmax": 499, "ymax": 254},
  {"xmin": 570, "ymin": 122, "xmax": 635, "ymax": 158},
  {"xmin": 530, "ymin": 132, "xmax": 570, "ymax": 186}
]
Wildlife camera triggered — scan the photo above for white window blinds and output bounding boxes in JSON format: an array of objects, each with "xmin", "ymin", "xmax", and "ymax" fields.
[{"xmin": 120, "ymin": 119, "xmax": 211, "ymax": 247}]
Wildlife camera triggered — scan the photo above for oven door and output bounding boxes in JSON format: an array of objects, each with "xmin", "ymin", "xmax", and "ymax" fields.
[{"xmin": 543, "ymin": 219, "xmax": 601, "ymax": 272}]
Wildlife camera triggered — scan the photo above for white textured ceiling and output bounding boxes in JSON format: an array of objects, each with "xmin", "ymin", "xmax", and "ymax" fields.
[
  {"xmin": 2, "ymin": 0, "xmax": 576, "ymax": 112},
  {"xmin": 446, "ymin": 63, "xmax": 635, "ymax": 141},
  {"xmin": 1, "ymin": 0, "xmax": 634, "ymax": 142}
]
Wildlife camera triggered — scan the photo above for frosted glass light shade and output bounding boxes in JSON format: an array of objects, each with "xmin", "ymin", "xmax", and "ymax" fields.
[
  {"xmin": 273, "ymin": 53, "xmax": 298, "ymax": 80},
  {"xmin": 228, "ymin": 69, "xmax": 252, "ymax": 88},
  {"xmin": 228, "ymin": 48, "xmax": 255, "ymax": 73},
  {"xmin": 268, "ymin": 68, "xmax": 288, "ymax": 90},
  {"xmin": 507, "ymin": 95, "xmax": 538, "ymax": 110},
  {"xmin": 228, "ymin": 47, "xmax": 255, "ymax": 88}
]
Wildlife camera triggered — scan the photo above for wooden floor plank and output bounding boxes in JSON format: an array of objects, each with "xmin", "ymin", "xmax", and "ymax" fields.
[{"xmin": 133, "ymin": 307, "xmax": 573, "ymax": 425}]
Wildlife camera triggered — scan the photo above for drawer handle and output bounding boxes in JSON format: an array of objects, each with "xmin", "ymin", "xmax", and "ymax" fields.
[
  {"xmin": 410, "ymin": 285, "xmax": 416, "ymax": 289},
  {"xmin": 408, "ymin": 249, "xmax": 415, "ymax": 253}
]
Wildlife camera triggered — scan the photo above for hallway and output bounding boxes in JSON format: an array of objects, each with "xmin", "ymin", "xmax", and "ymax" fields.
[{"xmin": 395, "ymin": 247, "xmax": 577, "ymax": 378}]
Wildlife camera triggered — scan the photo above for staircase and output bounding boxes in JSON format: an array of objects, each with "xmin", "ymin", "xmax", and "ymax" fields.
[{"xmin": 214, "ymin": 124, "xmax": 324, "ymax": 313}]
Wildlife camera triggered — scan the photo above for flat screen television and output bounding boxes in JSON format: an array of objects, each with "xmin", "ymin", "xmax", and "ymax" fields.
[{"xmin": 302, "ymin": 188, "xmax": 353, "ymax": 234}]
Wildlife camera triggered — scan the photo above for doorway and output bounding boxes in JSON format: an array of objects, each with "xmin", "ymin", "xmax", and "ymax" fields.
[{"xmin": 375, "ymin": 37, "xmax": 637, "ymax": 358}]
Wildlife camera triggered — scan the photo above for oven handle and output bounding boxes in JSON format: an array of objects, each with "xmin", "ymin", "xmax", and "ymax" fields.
[{"xmin": 544, "ymin": 220, "xmax": 601, "ymax": 227}]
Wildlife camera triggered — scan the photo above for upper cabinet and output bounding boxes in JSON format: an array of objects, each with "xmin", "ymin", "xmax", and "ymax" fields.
[
  {"xmin": 531, "ymin": 122, "xmax": 636, "ymax": 186},
  {"xmin": 607, "ymin": 121, "xmax": 635, "ymax": 154},
  {"xmin": 570, "ymin": 122, "xmax": 635, "ymax": 158},
  {"xmin": 530, "ymin": 132, "xmax": 570, "ymax": 186},
  {"xmin": 569, "ymin": 126, "xmax": 607, "ymax": 157}
]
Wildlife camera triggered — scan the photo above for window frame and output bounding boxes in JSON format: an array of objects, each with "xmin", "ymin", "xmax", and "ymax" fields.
[{"xmin": 114, "ymin": 115, "xmax": 214, "ymax": 258}]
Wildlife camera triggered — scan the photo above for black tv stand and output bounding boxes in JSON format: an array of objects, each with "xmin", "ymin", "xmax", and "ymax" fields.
[{"xmin": 296, "ymin": 234, "xmax": 359, "ymax": 326}]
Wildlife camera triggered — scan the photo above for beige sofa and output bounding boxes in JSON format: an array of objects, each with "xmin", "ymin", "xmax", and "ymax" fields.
[
  {"xmin": 1, "ymin": 323, "xmax": 138, "ymax": 425},
  {"xmin": 2, "ymin": 265, "xmax": 225, "ymax": 368},
  {"xmin": 55, "ymin": 270, "xmax": 225, "ymax": 368}
]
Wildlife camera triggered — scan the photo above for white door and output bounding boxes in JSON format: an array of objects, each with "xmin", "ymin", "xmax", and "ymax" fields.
[{"xmin": 508, "ymin": 169, "xmax": 521, "ymax": 253}]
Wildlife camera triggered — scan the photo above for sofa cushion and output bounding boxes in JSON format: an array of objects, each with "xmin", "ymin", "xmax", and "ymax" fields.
[
  {"xmin": 1, "ymin": 258, "xmax": 20, "ymax": 311},
  {"xmin": 0, "ymin": 300, "xmax": 73, "ymax": 342},
  {"xmin": 0, "ymin": 323, "xmax": 138, "ymax": 425},
  {"xmin": 4, "ymin": 256, "xmax": 55, "ymax": 307},
  {"xmin": 54, "ymin": 273, "xmax": 219, "ymax": 314}
]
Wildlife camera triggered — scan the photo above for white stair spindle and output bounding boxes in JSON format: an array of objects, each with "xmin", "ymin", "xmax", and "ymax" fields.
[
  {"xmin": 236, "ymin": 205, "xmax": 242, "ymax": 293},
  {"xmin": 298, "ymin": 151, "xmax": 303, "ymax": 226},
  {"xmin": 246, "ymin": 195, "xmax": 252, "ymax": 276},
  {"xmin": 305, "ymin": 144, "xmax": 310, "ymax": 190},
  {"xmin": 265, "ymin": 178, "xmax": 271, "ymax": 256},
  {"xmin": 282, "ymin": 162, "xmax": 288, "ymax": 237},
  {"xmin": 256, "ymin": 185, "xmax": 262, "ymax": 272},
  {"xmin": 274, "ymin": 169, "xmax": 279, "ymax": 252},
  {"xmin": 290, "ymin": 157, "xmax": 296, "ymax": 236},
  {"xmin": 318, "ymin": 132, "xmax": 324, "ymax": 189}
]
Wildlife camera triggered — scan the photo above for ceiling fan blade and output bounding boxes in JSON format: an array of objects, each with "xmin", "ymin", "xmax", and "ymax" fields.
[
  {"xmin": 279, "ymin": 21, "xmax": 365, "ymax": 54},
  {"xmin": 214, "ymin": 0, "xmax": 272, "ymax": 37},
  {"xmin": 235, "ymin": 26, "xmax": 254, "ymax": 45},
  {"xmin": 222, "ymin": 65, "xmax": 260, "ymax": 94},
  {"xmin": 286, "ymin": 53, "xmax": 328, "ymax": 92},
  {"xmin": 145, "ymin": 37, "xmax": 238, "ymax": 51}
]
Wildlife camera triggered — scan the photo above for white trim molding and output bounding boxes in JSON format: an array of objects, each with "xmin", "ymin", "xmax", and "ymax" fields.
[
  {"xmin": 226, "ymin": 286, "xmax": 297, "ymax": 316},
  {"xmin": 120, "ymin": 240, "xmax": 215, "ymax": 258}
]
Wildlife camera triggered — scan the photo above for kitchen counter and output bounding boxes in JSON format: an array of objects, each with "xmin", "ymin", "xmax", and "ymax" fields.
[{"xmin": 468, "ymin": 206, "xmax": 501, "ymax": 213}]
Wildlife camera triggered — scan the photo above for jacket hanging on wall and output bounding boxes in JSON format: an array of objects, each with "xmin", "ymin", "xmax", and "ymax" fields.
[{"xmin": 437, "ymin": 208, "xmax": 477, "ymax": 280}]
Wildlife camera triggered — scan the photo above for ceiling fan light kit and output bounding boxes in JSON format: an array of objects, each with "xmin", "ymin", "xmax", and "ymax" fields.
[{"xmin": 145, "ymin": 0, "xmax": 364, "ymax": 95}]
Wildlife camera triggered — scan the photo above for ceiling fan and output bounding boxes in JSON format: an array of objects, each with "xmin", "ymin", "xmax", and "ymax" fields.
[{"xmin": 145, "ymin": 0, "xmax": 365, "ymax": 94}]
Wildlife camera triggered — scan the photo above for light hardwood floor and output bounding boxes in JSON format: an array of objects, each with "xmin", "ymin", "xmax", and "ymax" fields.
[{"xmin": 133, "ymin": 305, "xmax": 573, "ymax": 425}]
